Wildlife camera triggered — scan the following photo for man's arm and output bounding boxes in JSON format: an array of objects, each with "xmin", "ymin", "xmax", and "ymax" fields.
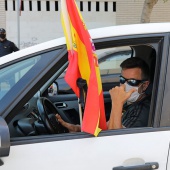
[
  {"xmin": 56, "ymin": 114, "xmax": 81, "ymax": 132},
  {"xmin": 108, "ymin": 84, "xmax": 136, "ymax": 129},
  {"xmin": 11, "ymin": 42, "xmax": 19, "ymax": 52},
  {"xmin": 108, "ymin": 102, "xmax": 123, "ymax": 129}
]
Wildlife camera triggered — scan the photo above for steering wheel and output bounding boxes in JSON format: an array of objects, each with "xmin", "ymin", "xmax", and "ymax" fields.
[{"xmin": 37, "ymin": 97, "xmax": 69, "ymax": 134}]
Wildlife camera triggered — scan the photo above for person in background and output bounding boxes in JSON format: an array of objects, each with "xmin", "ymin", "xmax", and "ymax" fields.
[{"xmin": 0, "ymin": 28, "xmax": 19, "ymax": 57}]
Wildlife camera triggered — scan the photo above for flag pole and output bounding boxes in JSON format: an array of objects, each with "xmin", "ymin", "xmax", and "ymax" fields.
[
  {"xmin": 76, "ymin": 78, "xmax": 87, "ymax": 132},
  {"xmin": 78, "ymin": 98, "xmax": 83, "ymax": 132},
  {"xmin": 17, "ymin": 0, "xmax": 20, "ymax": 48}
]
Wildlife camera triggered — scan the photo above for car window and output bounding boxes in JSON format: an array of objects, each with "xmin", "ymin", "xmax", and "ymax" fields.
[
  {"xmin": 55, "ymin": 46, "xmax": 132, "ymax": 94},
  {"xmin": 97, "ymin": 46, "xmax": 132, "ymax": 76},
  {"xmin": 0, "ymin": 56, "xmax": 41, "ymax": 100}
]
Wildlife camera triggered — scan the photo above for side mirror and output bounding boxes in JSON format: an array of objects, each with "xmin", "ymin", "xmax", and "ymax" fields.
[
  {"xmin": 0, "ymin": 117, "xmax": 10, "ymax": 160},
  {"xmin": 48, "ymin": 82, "xmax": 58, "ymax": 96}
]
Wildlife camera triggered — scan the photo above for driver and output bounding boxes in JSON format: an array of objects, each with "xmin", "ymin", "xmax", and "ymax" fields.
[{"xmin": 56, "ymin": 57, "xmax": 151, "ymax": 131}]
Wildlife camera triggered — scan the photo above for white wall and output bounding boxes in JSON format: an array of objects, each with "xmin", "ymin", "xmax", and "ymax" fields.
[
  {"xmin": 6, "ymin": 0, "xmax": 116, "ymax": 49},
  {"xmin": 0, "ymin": 1, "xmax": 6, "ymax": 28},
  {"xmin": 3, "ymin": 0, "xmax": 170, "ymax": 49}
]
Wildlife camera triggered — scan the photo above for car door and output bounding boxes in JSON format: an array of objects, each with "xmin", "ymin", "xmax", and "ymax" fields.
[
  {"xmin": 1, "ymin": 33, "xmax": 170, "ymax": 170},
  {"xmin": 1, "ymin": 129, "xmax": 170, "ymax": 170}
]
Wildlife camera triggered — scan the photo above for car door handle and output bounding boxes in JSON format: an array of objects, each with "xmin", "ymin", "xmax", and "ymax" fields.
[
  {"xmin": 55, "ymin": 102, "xmax": 67, "ymax": 108},
  {"xmin": 113, "ymin": 162, "xmax": 159, "ymax": 170}
]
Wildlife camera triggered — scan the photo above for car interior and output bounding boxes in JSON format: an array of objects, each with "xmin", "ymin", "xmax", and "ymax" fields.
[{"xmin": 6, "ymin": 43, "xmax": 157, "ymax": 138}]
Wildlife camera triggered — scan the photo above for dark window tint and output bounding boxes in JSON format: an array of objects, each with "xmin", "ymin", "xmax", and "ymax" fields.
[
  {"xmin": 88, "ymin": 1, "xmax": 91, "ymax": 11},
  {"xmin": 104, "ymin": 2, "xmax": 108, "ymax": 11},
  {"xmin": 55, "ymin": 1, "xmax": 58, "ymax": 11},
  {"xmin": 113, "ymin": 2, "xmax": 116, "ymax": 12},
  {"xmin": 80, "ymin": 1, "xmax": 83, "ymax": 11},
  {"xmin": 29, "ymin": 1, "xmax": 32, "ymax": 11},
  {"xmin": 5, "ymin": 0, "xmax": 7, "ymax": 11},
  {"xmin": 96, "ymin": 1, "xmax": 99, "ymax": 11},
  {"xmin": 46, "ymin": 1, "xmax": 50, "ymax": 11},
  {"xmin": 37, "ymin": 1, "xmax": 41, "ymax": 11},
  {"xmin": 13, "ymin": 0, "xmax": 15, "ymax": 11}
]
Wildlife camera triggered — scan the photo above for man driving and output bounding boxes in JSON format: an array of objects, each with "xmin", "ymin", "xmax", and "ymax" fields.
[{"xmin": 56, "ymin": 57, "xmax": 151, "ymax": 131}]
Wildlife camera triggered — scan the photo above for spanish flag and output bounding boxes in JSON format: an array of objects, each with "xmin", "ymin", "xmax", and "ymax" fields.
[{"xmin": 61, "ymin": 0, "xmax": 107, "ymax": 136}]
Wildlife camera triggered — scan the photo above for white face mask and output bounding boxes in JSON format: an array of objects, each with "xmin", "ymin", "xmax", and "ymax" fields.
[{"xmin": 125, "ymin": 82, "xmax": 142, "ymax": 103}]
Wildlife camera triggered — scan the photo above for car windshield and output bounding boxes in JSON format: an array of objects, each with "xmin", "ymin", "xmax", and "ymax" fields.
[
  {"xmin": 0, "ymin": 56, "xmax": 41, "ymax": 100},
  {"xmin": 0, "ymin": 48, "xmax": 63, "ymax": 102}
]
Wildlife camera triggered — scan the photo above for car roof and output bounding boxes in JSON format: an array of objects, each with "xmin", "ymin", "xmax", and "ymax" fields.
[{"xmin": 1, "ymin": 22, "xmax": 170, "ymax": 65}]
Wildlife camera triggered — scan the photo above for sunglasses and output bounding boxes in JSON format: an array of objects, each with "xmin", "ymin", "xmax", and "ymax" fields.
[{"xmin": 119, "ymin": 75, "xmax": 147, "ymax": 86}]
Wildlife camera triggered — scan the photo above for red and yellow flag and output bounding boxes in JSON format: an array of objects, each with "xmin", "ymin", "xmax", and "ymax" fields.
[{"xmin": 61, "ymin": 0, "xmax": 107, "ymax": 136}]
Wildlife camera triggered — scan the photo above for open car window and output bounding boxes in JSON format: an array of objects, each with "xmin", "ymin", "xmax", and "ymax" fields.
[
  {"xmin": 55, "ymin": 46, "xmax": 132, "ymax": 94},
  {"xmin": 97, "ymin": 46, "xmax": 132, "ymax": 75}
]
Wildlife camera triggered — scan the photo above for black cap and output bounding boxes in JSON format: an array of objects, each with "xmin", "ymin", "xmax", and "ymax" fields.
[{"xmin": 0, "ymin": 28, "xmax": 6, "ymax": 34}]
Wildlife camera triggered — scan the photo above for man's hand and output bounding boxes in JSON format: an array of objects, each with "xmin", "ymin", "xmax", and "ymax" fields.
[
  {"xmin": 56, "ymin": 114, "xmax": 81, "ymax": 132},
  {"xmin": 109, "ymin": 84, "xmax": 136, "ymax": 105}
]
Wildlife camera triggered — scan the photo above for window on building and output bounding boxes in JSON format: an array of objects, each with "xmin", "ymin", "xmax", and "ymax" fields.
[
  {"xmin": 29, "ymin": 1, "xmax": 32, "ymax": 11},
  {"xmin": 5, "ymin": 0, "xmax": 7, "ymax": 11},
  {"xmin": 113, "ymin": 2, "xmax": 116, "ymax": 12},
  {"xmin": 37, "ymin": 1, "xmax": 41, "ymax": 11},
  {"xmin": 46, "ymin": 1, "xmax": 50, "ymax": 11},
  {"xmin": 55, "ymin": 1, "xmax": 59, "ymax": 11},
  {"xmin": 96, "ymin": 1, "xmax": 100, "ymax": 12},
  {"xmin": 104, "ymin": 2, "xmax": 108, "ymax": 12},
  {"xmin": 80, "ymin": 1, "xmax": 83, "ymax": 11},
  {"xmin": 88, "ymin": 1, "xmax": 91, "ymax": 11},
  {"xmin": 13, "ymin": 0, "xmax": 15, "ymax": 11}
]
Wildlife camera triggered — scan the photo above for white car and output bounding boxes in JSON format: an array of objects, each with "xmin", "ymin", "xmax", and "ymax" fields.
[{"xmin": 1, "ymin": 23, "xmax": 170, "ymax": 170}]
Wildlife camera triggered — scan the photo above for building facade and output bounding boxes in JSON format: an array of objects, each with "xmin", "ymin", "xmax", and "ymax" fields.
[
  {"xmin": 0, "ymin": 0, "xmax": 170, "ymax": 49},
  {"xmin": 0, "ymin": 0, "xmax": 6, "ymax": 29}
]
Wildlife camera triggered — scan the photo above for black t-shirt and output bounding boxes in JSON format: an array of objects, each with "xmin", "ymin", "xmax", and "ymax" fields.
[
  {"xmin": 0, "ymin": 39, "xmax": 19, "ymax": 57},
  {"xmin": 122, "ymin": 95, "xmax": 151, "ymax": 128}
]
